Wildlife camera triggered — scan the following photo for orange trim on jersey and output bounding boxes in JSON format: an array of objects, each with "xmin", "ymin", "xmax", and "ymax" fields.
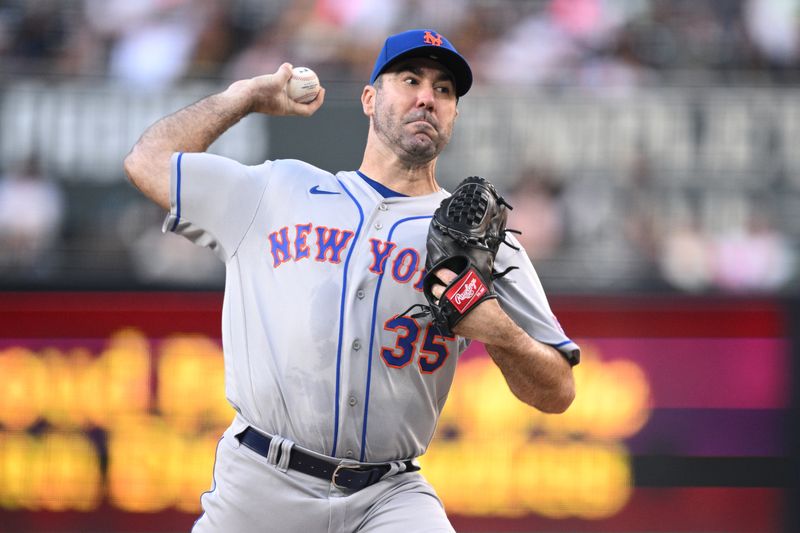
[
  {"xmin": 268, "ymin": 226, "xmax": 292, "ymax": 267},
  {"xmin": 413, "ymin": 268, "xmax": 426, "ymax": 292},
  {"xmin": 294, "ymin": 223, "xmax": 313, "ymax": 261},
  {"xmin": 390, "ymin": 247, "xmax": 420, "ymax": 283},
  {"xmin": 418, "ymin": 324, "xmax": 455, "ymax": 374},
  {"xmin": 380, "ymin": 314, "xmax": 421, "ymax": 369},
  {"xmin": 315, "ymin": 226, "xmax": 355, "ymax": 264},
  {"xmin": 368, "ymin": 238, "xmax": 397, "ymax": 274}
]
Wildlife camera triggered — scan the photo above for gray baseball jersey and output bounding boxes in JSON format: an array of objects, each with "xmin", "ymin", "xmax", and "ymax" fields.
[{"xmin": 164, "ymin": 152, "xmax": 579, "ymax": 463}]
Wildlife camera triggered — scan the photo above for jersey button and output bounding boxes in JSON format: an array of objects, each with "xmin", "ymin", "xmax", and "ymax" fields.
[
  {"xmin": 379, "ymin": 203, "xmax": 388, "ymax": 211},
  {"xmin": 352, "ymin": 339, "xmax": 361, "ymax": 351},
  {"xmin": 375, "ymin": 222, "xmax": 383, "ymax": 230},
  {"xmin": 345, "ymin": 450, "xmax": 355, "ymax": 458},
  {"xmin": 348, "ymin": 396, "xmax": 358, "ymax": 406},
  {"xmin": 356, "ymin": 289, "xmax": 365, "ymax": 299}
]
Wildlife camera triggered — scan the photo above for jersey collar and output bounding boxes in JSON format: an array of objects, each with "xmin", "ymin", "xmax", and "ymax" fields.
[{"xmin": 356, "ymin": 171, "xmax": 408, "ymax": 198}]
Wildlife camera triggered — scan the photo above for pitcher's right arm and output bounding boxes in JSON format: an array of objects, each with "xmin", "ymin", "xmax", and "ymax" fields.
[{"xmin": 123, "ymin": 63, "xmax": 325, "ymax": 209}]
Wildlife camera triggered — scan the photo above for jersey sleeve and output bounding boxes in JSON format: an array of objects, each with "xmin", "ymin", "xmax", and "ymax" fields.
[
  {"xmin": 161, "ymin": 151, "xmax": 271, "ymax": 262},
  {"xmin": 493, "ymin": 240, "xmax": 580, "ymax": 366}
]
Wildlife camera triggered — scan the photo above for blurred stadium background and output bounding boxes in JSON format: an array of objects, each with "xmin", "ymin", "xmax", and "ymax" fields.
[{"xmin": 0, "ymin": 0, "xmax": 797, "ymax": 532}]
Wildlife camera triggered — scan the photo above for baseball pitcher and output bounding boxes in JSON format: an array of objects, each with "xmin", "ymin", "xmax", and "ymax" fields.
[{"xmin": 124, "ymin": 28, "xmax": 579, "ymax": 533}]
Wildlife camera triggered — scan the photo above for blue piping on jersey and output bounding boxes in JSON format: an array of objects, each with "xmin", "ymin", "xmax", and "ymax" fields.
[
  {"xmin": 169, "ymin": 152, "xmax": 184, "ymax": 232},
  {"xmin": 330, "ymin": 178, "xmax": 365, "ymax": 457},
  {"xmin": 552, "ymin": 339, "xmax": 573, "ymax": 348},
  {"xmin": 360, "ymin": 215, "xmax": 432, "ymax": 462}
]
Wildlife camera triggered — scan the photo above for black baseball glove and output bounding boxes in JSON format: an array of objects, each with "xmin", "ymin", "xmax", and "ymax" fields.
[{"xmin": 415, "ymin": 176, "xmax": 519, "ymax": 337}]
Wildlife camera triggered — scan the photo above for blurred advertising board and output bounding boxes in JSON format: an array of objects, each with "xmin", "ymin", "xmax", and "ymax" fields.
[{"xmin": 0, "ymin": 292, "xmax": 793, "ymax": 532}]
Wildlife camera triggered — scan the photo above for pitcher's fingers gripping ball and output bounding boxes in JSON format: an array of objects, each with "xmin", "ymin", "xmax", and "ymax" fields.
[
  {"xmin": 421, "ymin": 176, "xmax": 520, "ymax": 336},
  {"xmin": 288, "ymin": 67, "xmax": 321, "ymax": 103}
]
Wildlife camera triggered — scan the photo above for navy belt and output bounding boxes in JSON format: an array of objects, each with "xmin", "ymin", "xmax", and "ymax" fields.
[{"xmin": 237, "ymin": 426, "xmax": 419, "ymax": 491}]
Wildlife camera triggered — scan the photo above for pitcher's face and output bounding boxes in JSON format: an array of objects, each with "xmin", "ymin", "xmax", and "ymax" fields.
[{"xmin": 371, "ymin": 58, "xmax": 459, "ymax": 165}]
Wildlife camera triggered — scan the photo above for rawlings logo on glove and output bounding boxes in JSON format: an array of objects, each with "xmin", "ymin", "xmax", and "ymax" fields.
[
  {"xmin": 404, "ymin": 176, "xmax": 519, "ymax": 337},
  {"xmin": 446, "ymin": 271, "xmax": 486, "ymax": 312}
]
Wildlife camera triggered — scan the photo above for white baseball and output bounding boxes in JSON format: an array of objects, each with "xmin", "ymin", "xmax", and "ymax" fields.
[{"xmin": 287, "ymin": 67, "xmax": 320, "ymax": 104}]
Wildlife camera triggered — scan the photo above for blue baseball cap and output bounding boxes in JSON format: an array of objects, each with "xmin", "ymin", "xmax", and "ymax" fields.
[{"xmin": 370, "ymin": 29, "xmax": 473, "ymax": 97}]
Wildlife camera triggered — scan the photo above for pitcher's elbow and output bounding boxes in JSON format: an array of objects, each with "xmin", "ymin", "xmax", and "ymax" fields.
[
  {"xmin": 554, "ymin": 384, "xmax": 576, "ymax": 414},
  {"xmin": 123, "ymin": 149, "xmax": 143, "ymax": 188},
  {"xmin": 540, "ymin": 380, "xmax": 575, "ymax": 414}
]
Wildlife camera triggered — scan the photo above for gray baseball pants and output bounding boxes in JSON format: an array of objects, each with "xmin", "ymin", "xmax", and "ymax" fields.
[{"xmin": 191, "ymin": 425, "xmax": 455, "ymax": 533}]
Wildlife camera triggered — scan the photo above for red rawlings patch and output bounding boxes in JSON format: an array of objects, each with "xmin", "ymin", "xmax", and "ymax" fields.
[{"xmin": 444, "ymin": 270, "xmax": 487, "ymax": 314}]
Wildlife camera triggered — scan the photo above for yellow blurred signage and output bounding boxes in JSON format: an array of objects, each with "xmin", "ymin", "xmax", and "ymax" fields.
[{"xmin": 0, "ymin": 332, "xmax": 650, "ymax": 518}]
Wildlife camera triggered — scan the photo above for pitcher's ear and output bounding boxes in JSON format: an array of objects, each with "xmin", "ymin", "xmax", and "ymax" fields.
[{"xmin": 362, "ymin": 85, "xmax": 376, "ymax": 116}]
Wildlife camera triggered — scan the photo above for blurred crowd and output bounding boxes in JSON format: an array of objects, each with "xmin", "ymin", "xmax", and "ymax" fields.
[
  {"xmin": 1, "ymin": 0, "xmax": 799, "ymax": 87},
  {"xmin": 504, "ymin": 165, "xmax": 796, "ymax": 294},
  {"xmin": 0, "ymin": 0, "xmax": 798, "ymax": 293}
]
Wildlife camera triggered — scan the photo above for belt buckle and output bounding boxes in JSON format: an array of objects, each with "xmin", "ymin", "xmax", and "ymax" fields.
[{"xmin": 332, "ymin": 462, "xmax": 361, "ymax": 489}]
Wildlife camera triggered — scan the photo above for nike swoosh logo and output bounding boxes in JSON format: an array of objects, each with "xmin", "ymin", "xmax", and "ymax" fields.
[{"xmin": 309, "ymin": 185, "xmax": 340, "ymax": 195}]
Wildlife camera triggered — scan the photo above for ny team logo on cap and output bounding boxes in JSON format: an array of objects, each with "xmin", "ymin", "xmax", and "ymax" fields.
[
  {"xmin": 370, "ymin": 29, "xmax": 473, "ymax": 96},
  {"xmin": 423, "ymin": 31, "xmax": 443, "ymax": 47}
]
